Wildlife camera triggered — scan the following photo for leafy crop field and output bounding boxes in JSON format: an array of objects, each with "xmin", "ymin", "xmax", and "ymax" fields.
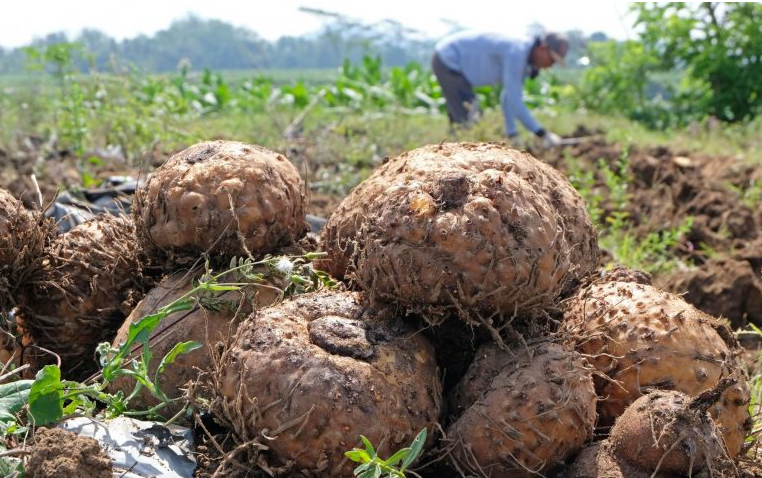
[{"xmin": 2, "ymin": 14, "xmax": 762, "ymax": 475}]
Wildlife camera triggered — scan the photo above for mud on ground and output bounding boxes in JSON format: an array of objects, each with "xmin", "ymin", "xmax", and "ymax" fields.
[{"xmin": 538, "ymin": 132, "xmax": 762, "ymax": 330}]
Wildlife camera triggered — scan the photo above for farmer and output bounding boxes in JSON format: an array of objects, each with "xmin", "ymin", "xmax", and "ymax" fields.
[{"xmin": 432, "ymin": 31, "xmax": 568, "ymax": 148}]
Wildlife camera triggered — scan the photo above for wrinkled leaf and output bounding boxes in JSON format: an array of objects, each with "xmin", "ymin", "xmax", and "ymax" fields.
[{"xmin": 28, "ymin": 366, "xmax": 63, "ymax": 425}]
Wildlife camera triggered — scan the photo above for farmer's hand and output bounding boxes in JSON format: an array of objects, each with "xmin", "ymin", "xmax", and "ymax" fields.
[{"xmin": 542, "ymin": 131, "xmax": 563, "ymax": 148}]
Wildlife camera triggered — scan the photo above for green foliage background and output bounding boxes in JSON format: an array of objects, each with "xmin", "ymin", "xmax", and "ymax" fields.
[{"xmin": 578, "ymin": 3, "xmax": 762, "ymax": 127}]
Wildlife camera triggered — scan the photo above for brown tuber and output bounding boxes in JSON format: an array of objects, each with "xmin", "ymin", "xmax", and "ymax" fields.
[
  {"xmin": 447, "ymin": 342, "xmax": 597, "ymax": 478},
  {"xmin": 134, "ymin": 140, "xmax": 308, "ymax": 264},
  {"xmin": 320, "ymin": 142, "xmax": 599, "ymax": 319},
  {"xmin": 108, "ymin": 269, "xmax": 279, "ymax": 416},
  {"xmin": 216, "ymin": 290, "xmax": 441, "ymax": 477},
  {"xmin": 562, "ymin": 279, "xmax": 752, "ymax": 457},
  {"xmin": 570, "ymin": 385, "xmax": 739, "ymax": 478},
  {"xmin": 0, "ymin": 186, "xmax": 49, "ymax": 312},
  {"xmin": 610, "ymin": 385, "xmax": 737, "ymax": 476},
  {"xmin": 20, "ymin": 214, "xmax": 147, "ymax": 378}
]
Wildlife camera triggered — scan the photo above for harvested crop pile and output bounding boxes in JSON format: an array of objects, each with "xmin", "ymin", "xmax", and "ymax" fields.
[
  {"xmin": 216, "ymin": 290, "xmax": 441, "ymax": 477},
  {"xmin": 134, "ymin": 140, "xmax": 308, "ymax": 264},
  {"xmin": 569, "ymin": 385, "xmax": 739, "ymax": 478},
  {"xmin": 320, "ymin": 142, "xmax": 598, "ymax": 319},
  {"xmin": 446, "ymin": 342, "xmax": 597, "ymax": 478},
  {"xmin": 107, "ymin": 269, "xmax": 279, "ymax": 416},
  {"xmin": 0, "ymin": 187, "xmax": 49, "ymax": 311},
  {"xmin": 20, "ymin": 214, "xmax": 148, "ymax": 378},
  {"xmin": 563, "ymin": 277, "xmax": 751, "ymax": 457},
  {"xmin": 26, "ymin": 427, "xmax": 113, "ymax": 478}
]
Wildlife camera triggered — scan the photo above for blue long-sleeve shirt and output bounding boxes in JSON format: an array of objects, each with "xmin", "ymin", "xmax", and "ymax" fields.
[{"xmin": 435, "ymin": 31, "xmax": 541, "ymax": 136}]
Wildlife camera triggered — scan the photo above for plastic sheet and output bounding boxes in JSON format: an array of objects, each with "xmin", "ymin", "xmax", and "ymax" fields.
[{"xmin": 60, "ymin": 416, "xmax": 196, "ymax": 478}]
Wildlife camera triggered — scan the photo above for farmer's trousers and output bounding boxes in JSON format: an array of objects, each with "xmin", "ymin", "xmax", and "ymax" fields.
[{"xmin": 431, "ymin": 53, "xmax": 479, "ymax": 124}]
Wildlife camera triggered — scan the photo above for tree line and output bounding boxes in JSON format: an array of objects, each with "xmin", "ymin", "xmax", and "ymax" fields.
[
  {"xmin": 0, "ymin": 16, "xmax": 437, "ymax": 74},
  {"xmin": 0, "ymin": 15, "xmax": 604, "ymax": 75}
]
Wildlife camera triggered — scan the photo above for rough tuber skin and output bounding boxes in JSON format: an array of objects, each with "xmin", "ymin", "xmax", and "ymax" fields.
[
  {"xmin": 216, "ymin": 290, "xmax": 442, "ymax": 477},
  {"xmin": 108, "ymin": 269, "xmax": 279, "ymax": 417},
  {"xmin": 320, "ymin": 142, "xmax": 599, "ymax": 319},
  {"xmin": 562, "ymin": 279, "xmax": 752, "ymax": 457},
  {"xmin": 609, "ymin": 386, "xmax": 737, "ymax": 476},
  {"xmin": 0, "ymin": 187, "xmax": 48, "ymax": 311},
  {"xmin": 447, "ymin": 342, "xmax": 597, "ymax": 478},
  {"xmin": 569, "ymin": 384, "xmax": 740, "ymax": 478},
  {"xmin": 568, "ymin": 441, "xmax": 664, "ymax": 478},
  {"xmin": 20, "ymin": 214, "xmax": 147, "ymax": 378},
  {"xmin": 134, "ymin": 140, "xmax": 308, "ymax": 264}
]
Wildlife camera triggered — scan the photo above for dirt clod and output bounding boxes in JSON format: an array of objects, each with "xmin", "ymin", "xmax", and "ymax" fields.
[{"xmin": 26, "ymin": 427, "xmax": 112, "ymax": 478}]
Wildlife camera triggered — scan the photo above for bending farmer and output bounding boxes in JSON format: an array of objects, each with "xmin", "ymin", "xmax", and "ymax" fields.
[{"xmin": 432, "ymin": 31, "xmax": 568, "ymax": 147}]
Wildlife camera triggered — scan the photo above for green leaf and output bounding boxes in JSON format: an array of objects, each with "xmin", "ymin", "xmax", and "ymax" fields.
[
  {"xmin": 125, "ymin": 313, "xmax": 164, "ymax": 348},
  {"xmin": 345, "ymin": 449, "xmax": 370, "ymax": 463},
  {"xmin": 360, "ymin": 435, "xmax": 376, "ymax": 458},
  {"xmin": 401, "ymin": 428, "xmax": 427, "ymax": 470},
  {"xmin": 81, "ymin": 172, "xmax": 100, "ymax": 188},
  {"xmin": 0, "ymin": 453, "xmax": 23, "ymax": 475},
  {"xmin": 383, "ymin": 447, "xmax": 410, "ymax": 467},
  {"xmin": 303, "ymin": 251, "xmax": 327, "ymax": 260},
  {"xmin": 0, "ymin": 380, "xmax": 33, "ymax": 423},
  {"xmin": 155, "ymin": 341, "xmax": 203, "ymax": 383},
  {"xmin": 358, "ymin": 464, "xmax": 381, "ymax": 478},
  {"xmin": 105, "ymin": 299, "xmax": 195, "ymax": 377},
  {"xmin": 28, "ymin": 366, "xmax": 64, "ymax": 425}
]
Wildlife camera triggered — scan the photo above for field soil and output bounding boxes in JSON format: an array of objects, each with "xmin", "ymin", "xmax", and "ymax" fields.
[
  {"xmin": 539, "ymin": 133, "xmax": 762, "ymax": 330},
  {"xmin": 25, "ymin": 428, "xmax": 112, "ymax": 478}
]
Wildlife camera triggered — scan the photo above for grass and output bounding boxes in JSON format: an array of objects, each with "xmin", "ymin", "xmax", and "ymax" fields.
[{"xmin": 186, "ymin": 103, "xmax": 762, "ymax": 170}]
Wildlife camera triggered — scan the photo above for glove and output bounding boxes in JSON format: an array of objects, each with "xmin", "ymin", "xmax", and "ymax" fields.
[{"xmin": 542, "ymin": 131, "xmax": 563, "ymax": 148}]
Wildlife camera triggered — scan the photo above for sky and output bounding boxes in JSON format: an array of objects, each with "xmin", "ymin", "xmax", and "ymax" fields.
[{"xmin": 0, "ymin": 0, "xmax": 636, "ymax": 48}]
